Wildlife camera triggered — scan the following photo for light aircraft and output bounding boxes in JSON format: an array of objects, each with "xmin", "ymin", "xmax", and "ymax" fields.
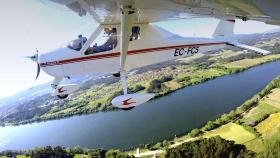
[{"xmin": 27, "ymin": 0, "xmax": 279, "ymax": 110}]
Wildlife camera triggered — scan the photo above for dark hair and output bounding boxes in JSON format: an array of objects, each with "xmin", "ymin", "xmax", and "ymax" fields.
[{"xmin": 112, "ymin": 28, "xmax": 117, "ymax": 33}]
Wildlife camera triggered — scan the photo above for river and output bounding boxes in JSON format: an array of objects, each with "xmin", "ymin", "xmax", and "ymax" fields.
[{"xmin": 1, "ymin": 60, "xmax": 280, "ymax": 151}]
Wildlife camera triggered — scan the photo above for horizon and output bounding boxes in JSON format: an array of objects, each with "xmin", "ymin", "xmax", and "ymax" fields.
[{"xmin": 0, "ymin": 0, "xmax": 280, "ymax": 100}]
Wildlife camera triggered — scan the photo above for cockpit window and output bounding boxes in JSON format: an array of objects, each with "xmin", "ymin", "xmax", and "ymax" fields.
[
  {"xmin": 85, "ymin": 27, "xmax": 117, "ymax": 55},
  {"xmin": 67, "ymin": 35, "xmax": 87, "ymax": 51}
]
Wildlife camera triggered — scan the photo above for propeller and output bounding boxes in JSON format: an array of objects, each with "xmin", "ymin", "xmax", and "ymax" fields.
[{"xmin": 25, "ymin": 49, "xmax": 40, "ymax": 80}]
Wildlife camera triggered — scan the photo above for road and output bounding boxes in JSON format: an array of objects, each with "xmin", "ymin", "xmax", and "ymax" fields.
[{"xmin": 133, "ymin": 138, "xmax": 196, "ymax": 157}]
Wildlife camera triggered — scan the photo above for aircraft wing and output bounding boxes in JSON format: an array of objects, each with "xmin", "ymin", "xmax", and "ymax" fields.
[{"xmin": 49, "ymin": 0, "xmax": 280, "ymax": 25}]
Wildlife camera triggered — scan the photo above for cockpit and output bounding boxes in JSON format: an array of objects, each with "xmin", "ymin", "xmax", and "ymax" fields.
[
  {"xmin": 67, "ymin": 27, "xmax": 118, "ymax": 55},
  {"xmin": 67, "ymin": 26, "xmax": 140, "ymax": 55},
  {"xmin": 86, "ymin": 28, "xmax": 118, "ymax": 55}
]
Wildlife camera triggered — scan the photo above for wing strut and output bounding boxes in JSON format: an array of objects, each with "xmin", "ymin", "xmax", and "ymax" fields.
[
  {"xmin": 227, "ymin": 41, "xmax": 271, "ymax": 55},
  {"xmin": 111, "ymin": 4, "xmax": 155, "ymax": 110},
  {"xmin": 119, "ymin": 5, "xmax": 134, "ymax": 95},
  {"xmin": 80, "ymin": 25, "xmax": 103, "ymax": 55}
]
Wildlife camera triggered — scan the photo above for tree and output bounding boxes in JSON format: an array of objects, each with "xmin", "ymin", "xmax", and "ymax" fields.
[
  {"xmin": 147, "ymin": 79, "xmax": 162, "ymax": 93},
  {"xmin": 105, "ymin": 149, "xmax": 118, "ymax": 158},
  {"xmin": 189, "ymin": 128, "xmax": 201, "ymax": 137},
  {"xmin": 162, "ymin": 140, "xmax": 170, "ymax": 149},
  {"xmin": 202, "ymin": 121, "xmax": 219, "ymax": 131},
  {"xmin": 166, "ymin": 136, "xmax": 255, "ymax": 158},
  {"xmin": 72, "ymin": 146, "xmax": 84, "ymax": 154},
  {"xmin": 105, "ymin": 149, "xmax": 134, "ymax": 158},
  {"xmin": 88, "ymin": 148, "xmax": 106, "ymax": 158},
  {"xmin": 27, "ymin": 146, "xmax": 73, "ymax": 158}
]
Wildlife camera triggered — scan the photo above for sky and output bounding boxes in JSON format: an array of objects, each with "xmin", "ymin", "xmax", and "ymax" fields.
[{"xmin": 0, "ymin": 0, "xmax": 279, "ymax": 99}]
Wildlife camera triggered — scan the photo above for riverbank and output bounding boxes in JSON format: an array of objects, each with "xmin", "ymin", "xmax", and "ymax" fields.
[
  {"xmin": 128, "ymin": 76, "xmax": 280, "ymax": 157},
  {"xmin": 1, "ymin": 38, "xmax": 280, "ymax": 126}
]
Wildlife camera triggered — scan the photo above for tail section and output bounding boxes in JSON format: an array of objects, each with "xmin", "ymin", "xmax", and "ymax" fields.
[
  {"xmin": 213, "ymin": 18, "xmax": 235, "ymax": 38},
  {"xmin": 213, "ymin": 18, "xmax": 271, "ymax": 55},
  {"xmin": 227, "ymin": 41, "xmax": 271, "ymax": 55}
]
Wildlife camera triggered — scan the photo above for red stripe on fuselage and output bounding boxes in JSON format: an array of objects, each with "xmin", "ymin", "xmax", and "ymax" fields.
[{"xmin": 39, "ymin": 42, "xmax": 225, "ymax": 67}]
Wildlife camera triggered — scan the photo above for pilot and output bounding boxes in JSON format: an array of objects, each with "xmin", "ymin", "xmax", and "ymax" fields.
[
  {"xmin": 104, "ymin": 28, "xmax": 111, "ymax": 35},
  {"xmin": 92, "ymin": 28, "xmax": 117, "ymax": 53}
]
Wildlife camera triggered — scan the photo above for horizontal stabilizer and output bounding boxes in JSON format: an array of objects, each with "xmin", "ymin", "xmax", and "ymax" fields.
[{"xmin": 227, "ymin": 41, "xmax": 271, "ymax": 55}]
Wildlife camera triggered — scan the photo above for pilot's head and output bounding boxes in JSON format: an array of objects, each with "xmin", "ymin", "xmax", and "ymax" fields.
[
  {"xmin": 78, "ymin": 34, "xmax": 83, "ymax": 38},
  {"xmin": 104, "ymin": 28, "xmax": 111, "ymax": 34}
]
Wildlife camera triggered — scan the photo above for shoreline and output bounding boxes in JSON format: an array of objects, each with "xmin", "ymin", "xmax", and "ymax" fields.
[{"xmin": 128, "ymin": 75, "xmax": 280, "ymax": 157}]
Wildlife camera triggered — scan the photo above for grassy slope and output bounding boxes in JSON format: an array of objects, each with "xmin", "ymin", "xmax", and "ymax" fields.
[
  {"xmin": 256, "ymin": 112, "xmax": 280, "ymax": 138},
  {"xmin": 262, "ymin": 88, "xmax": 280, "ymax": 109},
  {"xmin": 200, "ymin": 86, "xmax": 280, "ymax": 153},
  {"xmin": 203, "ymin": 123, "xmax": 256, "ymax": 144},
  {"xmin": 241, "ymin": 102, "xmax": 279, "ymax": 124},
  {"xmin": 224, "ymin": 54, "xmax": 280, "ymax": 68}
]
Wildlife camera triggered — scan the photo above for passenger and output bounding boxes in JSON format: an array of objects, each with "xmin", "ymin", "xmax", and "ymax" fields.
[
  {"xmin": 68, "ymin": 35, "xmax": 87, "ymax": 51},
  {"xmin": 78, "ymin": 34, "xmax": 87, "ymax": 48}
]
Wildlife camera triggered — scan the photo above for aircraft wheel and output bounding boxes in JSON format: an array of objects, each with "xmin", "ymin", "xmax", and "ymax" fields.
[
  {"xmin": 112, "ymin": 72, "xmax": 120, "ymax": 77},
  {"xmin": 242, "ymin": 16, "xmax": 248, "ymax": 21},
  {"xmin": 57, "ymin": 94, "xmax": 69, "ymax": 99},
  {"xmin": 121, "ymin": 106, "xmax": 135, "ymax": 111}
]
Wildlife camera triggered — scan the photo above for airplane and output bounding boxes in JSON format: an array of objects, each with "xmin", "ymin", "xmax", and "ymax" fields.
[{"xmin": 27, "ymin": 0, "xmax": 278, "ymax": 110}]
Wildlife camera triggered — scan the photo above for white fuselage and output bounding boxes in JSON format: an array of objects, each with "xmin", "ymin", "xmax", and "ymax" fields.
[{"xmin": 39, "ymin": 24, "xmax": 226, "ymax": 78}]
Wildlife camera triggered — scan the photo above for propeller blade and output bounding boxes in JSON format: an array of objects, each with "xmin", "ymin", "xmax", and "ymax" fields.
[
  {"xmin": 25, "ymin": 53, "xmax": 38, "ymax": 62},
  {"xmin": 24, "ymin": 55, "xmax": 36, "ymax": 60},
  {"xmin": 36, "ymin": 63, "xmax": 41, "ymax": 80}
]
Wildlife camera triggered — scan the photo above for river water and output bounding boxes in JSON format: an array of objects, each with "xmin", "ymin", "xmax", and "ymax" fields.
[{"xmin": 1, "ymin": 60, "xmax": 280, "ymax": 151}]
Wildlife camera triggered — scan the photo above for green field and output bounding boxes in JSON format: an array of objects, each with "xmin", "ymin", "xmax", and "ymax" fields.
[
  {"xmin": 241, "ymin": 102, "xmax": 279, "ymax": 124},
  {"xmin": 256, "ymin": 112, "xmax": 280, "ymax": 138},
  {"xmin": 224, "ymin": 54, "xmax": 280, "ymax": 69},
  {"xmin": 261, "ymin": 88, "xmax": 280, "ymax": 109},
  {"xmin": 74, "ymin": 154, "xmax": 87, "ymax": 158},
  {"xmin": 225, "ymin": 58, "xmax": 262, "ymax": 68},
  {"xmin": 243, "ymin": 138, "xmax": 264, "ymax": 153},
  {"xmin": 203, "ymin": 123, "xmax": 256, "ymax": 144}
]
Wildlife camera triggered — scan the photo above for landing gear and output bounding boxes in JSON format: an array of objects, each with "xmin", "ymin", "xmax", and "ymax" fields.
[
  {"xmin": 121, "ymin": 106, "xmax": 135, "ymax": 111},
  {"xmin": 51, "ymin": 77, "xmax": 62, "ymax": 90},
  {"xmin": 236, "ymin": 16, "xmax": 248, "ymax": 21},
  {"xmin": 52, "ymin": 77, "xmax": 70, "ymax": 100},
  {"xmin": 112, "ymin": 72, "xmax": 120, "ymax": 77},
  {"xmin": 110, "ymin": 4, "xmax": 154, "ymax": 109},
  {"xmin": 57, "ymin": 94, "xmax": 69, "ymax": 99},
  {"xmin": 120, "ymin": 71, "xmax": 128, "ymax": 95}
]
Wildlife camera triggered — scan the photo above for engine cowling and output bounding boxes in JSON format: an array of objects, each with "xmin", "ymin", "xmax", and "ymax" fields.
[{"xmin": 111, "ymin": 93, "xmax": 155, "ymax": 109}]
